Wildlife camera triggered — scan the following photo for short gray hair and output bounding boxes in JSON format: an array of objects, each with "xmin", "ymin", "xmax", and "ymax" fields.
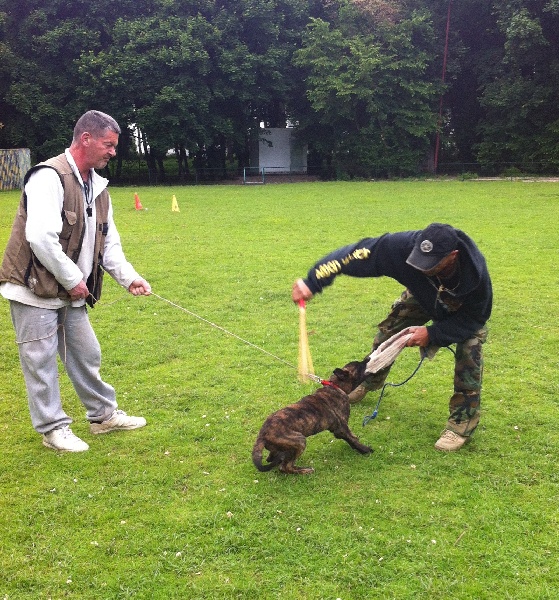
[{"xmin": 73, "ymin": 110, "xmax": 121, "ymax": 141}]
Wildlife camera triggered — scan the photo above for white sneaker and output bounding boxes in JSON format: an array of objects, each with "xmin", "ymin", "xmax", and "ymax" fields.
[
  {"xmin": 90, "ymin": 409, "xmax": 146, "ymax": 435},
  {"xmin": 43, "ymin": 425, "xmax": 89, "ymax": 452}
]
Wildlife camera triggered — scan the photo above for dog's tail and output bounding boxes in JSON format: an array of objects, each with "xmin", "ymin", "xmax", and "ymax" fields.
[{"xmin": 252, "ymin": 436, "xmax": 281, "ymax": 472}]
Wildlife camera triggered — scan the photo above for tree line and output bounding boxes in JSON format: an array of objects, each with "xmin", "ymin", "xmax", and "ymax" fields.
[{"xmin": 1, "ymin": 0, "xmax": 558, "ymax": 181}]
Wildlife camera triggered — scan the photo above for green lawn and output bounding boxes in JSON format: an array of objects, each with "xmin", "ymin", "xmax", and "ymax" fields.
[{"xmin": 1, "ymin": 180, "xmax": 558, "ymax": 599}]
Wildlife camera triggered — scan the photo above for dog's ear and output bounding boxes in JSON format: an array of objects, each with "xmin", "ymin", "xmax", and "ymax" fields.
[{"xmin": 333, "ymin": 367, "xmax": 349, "ymax": 380}]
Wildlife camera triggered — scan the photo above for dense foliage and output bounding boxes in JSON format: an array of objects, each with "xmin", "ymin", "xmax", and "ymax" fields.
[{"xmin": 0, "ymin": 0, "xmax": 558, "ymax": 178}]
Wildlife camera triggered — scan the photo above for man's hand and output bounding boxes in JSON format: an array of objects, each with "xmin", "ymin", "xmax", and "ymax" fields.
[
  {"xmin": 292, "ymin": 278, "xmax": 313, "ymax": 303},
  {"xmin": 68, "ymin": 281, "xmax": 90, "ymax": 301},
  {"xmin": 405, "ymin": 326, "xmax": 430, "ymax": 348},
  {"xmin": 128, "ymin": 278, "xmax": 152, "ymax": 296}
]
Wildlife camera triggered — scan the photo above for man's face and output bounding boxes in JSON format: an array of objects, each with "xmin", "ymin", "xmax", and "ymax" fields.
[
  {"xmin": 84, "ymin": 130, "xmax": 119, "ymax": 170},
  {"xmin": 420, "ymin": 250, "xmax": 459, "ymax": 277}
]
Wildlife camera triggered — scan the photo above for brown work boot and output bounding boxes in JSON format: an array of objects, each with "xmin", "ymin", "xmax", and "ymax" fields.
[{"xmin": 434, "ymin": 429, "xmax": 468, "ymax": 452}]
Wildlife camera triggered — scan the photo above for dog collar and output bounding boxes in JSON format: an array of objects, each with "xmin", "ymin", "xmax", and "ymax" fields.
[{"xmin": 321, "ymin": 380, "xmax": 341, "ymax": 391}]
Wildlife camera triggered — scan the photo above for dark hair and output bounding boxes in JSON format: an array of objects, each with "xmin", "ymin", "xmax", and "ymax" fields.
[{"xmin": 73, "ymin": 110, "xmax": 121, "ymax": 141}]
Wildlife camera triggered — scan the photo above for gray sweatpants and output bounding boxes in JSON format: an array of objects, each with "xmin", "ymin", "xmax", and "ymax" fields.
[{"xmin": 9, "ymin": 301, "xmax": 117, "ymax": 434}]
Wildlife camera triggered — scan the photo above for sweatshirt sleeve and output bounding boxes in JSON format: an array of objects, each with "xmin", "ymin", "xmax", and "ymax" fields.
[
  {"xmin": 101, "ymin": 198, "xmax": 141, "ymax": 289},
  {"xmin": 301, "ymin": 231, "xmax": 492, "ymax": 347},
  {"xmin": 303, "ymin": 238, "xmax": 383, "ymax": 294}
]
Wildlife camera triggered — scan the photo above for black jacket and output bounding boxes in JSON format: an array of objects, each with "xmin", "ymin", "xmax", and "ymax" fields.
[{"xmin": 303, "ymin": 229, "xmax": 492, "ymax": 347}]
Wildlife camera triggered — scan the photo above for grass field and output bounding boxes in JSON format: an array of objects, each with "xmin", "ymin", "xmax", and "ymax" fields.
[{"xmin": 1, "ymin": 180, "xmax": 558, "ymax": 599}]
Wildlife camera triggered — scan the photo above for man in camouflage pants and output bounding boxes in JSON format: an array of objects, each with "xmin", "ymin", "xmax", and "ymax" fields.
[
  {"xmin": 292, "ymin": 223, "xmax": 492, "ymax": 452},
  {"xmin": 364, "ymin": 289, "xmax": 487, "ymax": 439}
]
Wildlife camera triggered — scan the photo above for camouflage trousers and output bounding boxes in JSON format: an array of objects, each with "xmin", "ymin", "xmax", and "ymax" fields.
[{"xmin": 363, "ymin": 289, "xmax": 487, "ymax": 437}]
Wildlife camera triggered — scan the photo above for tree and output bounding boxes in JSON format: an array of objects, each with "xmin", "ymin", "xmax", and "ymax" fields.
[
  {"xmin": 426, "ymin": 0, "xmax": 503, "ymax": 167},
  {"xmin": 293, "ymin": 1, "xmax": 440, "ymax": 178},
  {"xmin": 475, "ymin": 2, "xmax": 559, "ymax": 170},
  {"xmin": 0, "ymin": 0, "xmax": 151, "ymax": 158},
  {"xmin": 77, "ymin": 0, "xmax": 314, "ymax": 179},
  {"xmin": 425, "ymin": 0, "xmax": 559, "ymax": 173},
  {"xmin": 77, "ymin": 13, "xmax": 216, "ymax": 180},
  {"xmin": 2, "ymin": 0, "xmax": 558, "ymax": 178}
]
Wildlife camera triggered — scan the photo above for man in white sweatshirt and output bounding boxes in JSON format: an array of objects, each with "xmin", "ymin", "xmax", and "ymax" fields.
[{"xmin": 0, "ymin": 110, "xmax": 151, "ymax": 452}]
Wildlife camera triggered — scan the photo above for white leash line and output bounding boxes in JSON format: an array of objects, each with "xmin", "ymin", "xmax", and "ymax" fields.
[{"xmin": 150, "ymin": 292, "xmax": 319, "ymax": 379}]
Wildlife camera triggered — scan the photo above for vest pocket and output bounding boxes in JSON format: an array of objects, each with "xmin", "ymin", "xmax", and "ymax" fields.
[
  {"xmin": 25, "ymin": 255, "xmax": 68, "ymax": 299},
  {"xmin": 60, "ymin": 210, "xmax": 77, "ymax": 240}
]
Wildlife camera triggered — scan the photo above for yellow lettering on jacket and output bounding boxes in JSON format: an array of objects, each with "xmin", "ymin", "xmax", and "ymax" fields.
[
  {"xmin": 315, "ymin": 248, "xmax": 370, "ymax": 279},
  {"xmin": 314, "ymin": 260, "xmax": 342, "ymax": 280},
  {"xmin": 341, "ymin": 248, "xmax": 371, "ymax": 265},
  {"xmin": 352, "ymin": 248, "xmax": 370, "ymax": 260}
]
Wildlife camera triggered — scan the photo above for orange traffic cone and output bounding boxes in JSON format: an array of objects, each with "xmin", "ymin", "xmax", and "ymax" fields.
[
  {"xmin": 171, "ymin": 195, "xmax": 180, "ymax": 212},
  {"xmin": 134, "ymin": 193, "xmax": 143, "ymax": 210}
]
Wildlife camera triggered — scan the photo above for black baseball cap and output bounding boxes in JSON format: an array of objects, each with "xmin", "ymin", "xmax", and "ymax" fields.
[{"xmin": 406, "ymin": 223, "xmax": 459, "ymax": 271}]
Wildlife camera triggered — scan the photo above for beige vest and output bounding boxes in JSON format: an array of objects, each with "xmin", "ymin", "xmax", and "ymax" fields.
[{"xmin": 0, "ymin": 154, "xmax": 109, "ymax": 306}]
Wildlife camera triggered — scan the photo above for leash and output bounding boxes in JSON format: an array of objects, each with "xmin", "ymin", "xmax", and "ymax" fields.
[
  {"xmin": 362, "ymin": 346, "xmax": 456, "ymax": 426},
  {"xmin": 94, "ymin": 265, "xmax": 323, "ymax": 383},
  {"xmin": 102, "ymin": 287, "xmax": 448, "ymax": 402},
  {"xmin": 150, "ymin": 292, "xmax": 323, "ymax": 384}
]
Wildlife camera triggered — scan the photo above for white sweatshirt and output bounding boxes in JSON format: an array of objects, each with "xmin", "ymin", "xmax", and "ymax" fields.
[{"xmin": 0, "ymin": 149, "xmax": 140, "ymax": 309}]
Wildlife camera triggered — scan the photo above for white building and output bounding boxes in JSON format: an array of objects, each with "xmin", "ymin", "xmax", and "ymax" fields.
[{"xmin": 249, "ymin": 128, "xmax": 307, "ymax": 174}]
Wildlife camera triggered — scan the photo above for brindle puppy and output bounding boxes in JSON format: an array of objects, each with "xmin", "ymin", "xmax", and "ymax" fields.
[{"xmin": 252, "ymin": 359, "xmax": 373, "ymax": 475}]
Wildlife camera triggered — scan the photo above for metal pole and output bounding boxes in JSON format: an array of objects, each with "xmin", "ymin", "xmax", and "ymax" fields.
[{"xmin": 434, "ymin": 0, "xmax": 452, "ymax": 173}]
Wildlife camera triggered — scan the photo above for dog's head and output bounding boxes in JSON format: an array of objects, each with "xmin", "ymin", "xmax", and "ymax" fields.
[{"xmin": 330, "ymin": 358, "xmax": 370, "ymax": 394}]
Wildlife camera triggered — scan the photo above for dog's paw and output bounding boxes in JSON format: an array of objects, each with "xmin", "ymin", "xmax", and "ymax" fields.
[
  {"xmin": 280, "ymin": 465, "xmax": 315, "ymax": 475},
  {"xmin": 295, "ymin": 467, "xmax": 315, "ymax": 475},
  {"xmin": 359, "ymin": 445, "xmax": 374, "ymax": 454}
]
